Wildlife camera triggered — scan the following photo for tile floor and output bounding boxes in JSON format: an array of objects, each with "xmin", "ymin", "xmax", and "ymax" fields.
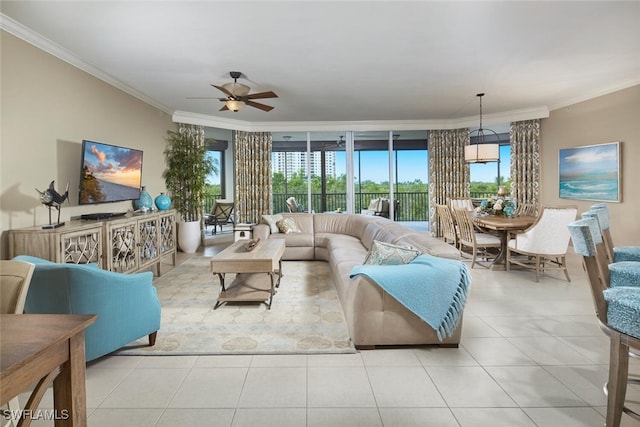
[{"xmin": 21, "ymin": 247, "xmax": 640, "ymax": 427}]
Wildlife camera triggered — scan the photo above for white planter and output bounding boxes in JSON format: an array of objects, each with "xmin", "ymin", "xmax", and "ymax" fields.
[{"xmin": 177, "ymin": 220, "xmax": 201, "ymax": 253}]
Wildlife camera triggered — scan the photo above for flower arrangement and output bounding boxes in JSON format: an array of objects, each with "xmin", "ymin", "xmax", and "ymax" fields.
[{"xmin": 475, "ymin": 196, "xmax": 516, "ymax": 217}]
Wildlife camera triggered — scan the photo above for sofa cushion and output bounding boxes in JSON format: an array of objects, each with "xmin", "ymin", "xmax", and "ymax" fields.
[
  {"xmin": 261, "ymin": 214, "xmax": 284, "ymax": 233},
  {"xmin": 277, "ymin": 217, "xmax": 302, "ymax": 234},
  {"xmin": 363, "ymin": 240, "xmax": 421, "ymax": 265}
]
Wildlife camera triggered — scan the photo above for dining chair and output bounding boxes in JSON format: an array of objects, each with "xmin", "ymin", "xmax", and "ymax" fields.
[
  {"xmin": 568, "ymin": 218, "xmax": 640, "ymax": 427},
  {"xmin": 590, "ymin": 203, "xmax": 640, "ymax": 263},
  {"xmin": 435, "ymin": 204, "xmax": 458, "ymax": 248},
  {"xmin": 506, "ymin": 205, "xmax": 577, "ymax": 282},
  {"xmin": 205, "ymin": 199, "xmax": 235, "ymax": 234},
  {"xmin": 1, "ymin": 260, "xmax": 35, "ymax": 427},
  {"xmin": 451, "ymin": 207, "xmax": 501, "ymax": 268},
  {"xmin": 450, "ymin": 198, "xmax": 475, "ymax": 211},
  {"xmin": 516, "ymin": 202, "xmax": 536, "ymax": 217}
]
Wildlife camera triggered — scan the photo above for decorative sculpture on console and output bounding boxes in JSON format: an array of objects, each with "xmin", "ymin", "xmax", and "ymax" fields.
[{"xmin": 36, "ymin": 180, "xmax": 69, "ymax": 229}]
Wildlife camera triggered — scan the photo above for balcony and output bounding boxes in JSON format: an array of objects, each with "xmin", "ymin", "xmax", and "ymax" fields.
[{"xmin": 204, "ymin": 191, "xmax": 497, "ymax": 224}]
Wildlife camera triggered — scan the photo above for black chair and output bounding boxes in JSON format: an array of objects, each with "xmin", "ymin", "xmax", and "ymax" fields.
[{"xmin": 205, "ymin": 200, "xmax": 234, "ymax": 234}]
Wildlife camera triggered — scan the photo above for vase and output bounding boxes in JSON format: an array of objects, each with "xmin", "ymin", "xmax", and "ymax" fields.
[
  {"xmin": 154, "ymin": 193, "xmax": 171, "ymax": 211},
  {"xmin": 497, "ymin": 185, "xmax": 507, "ymax": 197},
  {"xmin": 135, "ymin": 186, "xmax": 153, "ymax": 211},
  {"xmin": 177, "ymin": 220, "xmax": 201, "ymax": 253}
]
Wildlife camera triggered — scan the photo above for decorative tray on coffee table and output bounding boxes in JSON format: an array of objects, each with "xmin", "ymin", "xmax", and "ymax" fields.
[{"xmin": 244, "ymin": 238, "xmax": 260, "ymax": 252}]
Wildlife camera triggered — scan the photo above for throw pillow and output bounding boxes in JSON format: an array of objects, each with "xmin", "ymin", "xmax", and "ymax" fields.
[
  {"xmin": 363, "ymin": 240, "xmax": 421, "ymax": 265},
  {"xmin": 261, "ymin": 214, "xmax": 284, "ymax": 234},
  {"xmin": 276, "ymin": 217, "xmax": 302, "ymax": 234}
]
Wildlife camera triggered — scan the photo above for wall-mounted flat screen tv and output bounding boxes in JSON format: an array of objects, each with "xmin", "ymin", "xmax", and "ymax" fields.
[{"xmin": 79, "ymin": 140, "xmax": 143, "ymax": 205}]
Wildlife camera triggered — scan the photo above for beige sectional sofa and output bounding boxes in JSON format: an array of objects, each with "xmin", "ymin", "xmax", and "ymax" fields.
[{"xmin": 252, "ymin": 213, "xmax": 464, "ymax": 348}]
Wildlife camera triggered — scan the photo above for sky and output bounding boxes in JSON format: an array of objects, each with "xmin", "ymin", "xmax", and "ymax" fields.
[{"xmin": 337, "ymin": 146, "xmax": 511, "ymax": 184}]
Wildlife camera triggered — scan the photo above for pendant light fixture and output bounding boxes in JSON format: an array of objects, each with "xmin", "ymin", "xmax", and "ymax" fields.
[{"xmin": 465, "ymin": 93, "xmax": 500, "ymax": 163}]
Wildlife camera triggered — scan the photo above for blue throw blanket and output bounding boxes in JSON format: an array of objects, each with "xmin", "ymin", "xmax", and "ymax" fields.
[{"xmin": 350, "ymin": 255, "xmax": 471, "ymax": 341}]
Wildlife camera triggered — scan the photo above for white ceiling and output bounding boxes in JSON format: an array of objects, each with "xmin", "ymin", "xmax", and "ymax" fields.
[{"xmin": 2, "ymin": 1, "xmax": 639, "ymax": 131}]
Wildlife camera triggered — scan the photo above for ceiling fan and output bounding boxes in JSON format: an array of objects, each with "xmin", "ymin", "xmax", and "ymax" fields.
[{"xmin": 190, "ymin": 71, "xmax": 278, "ymax": 112}]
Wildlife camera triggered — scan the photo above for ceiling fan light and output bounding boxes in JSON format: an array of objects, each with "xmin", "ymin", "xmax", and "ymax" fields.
[
  {"xmin": 222, "ymin": 82, "xmax": 250, "ymax": 97},
  {"xmin": 225, "ymin": 100, "xmax": 244, "ymax": 112},
  {"xmin": 465, "ymin": 143, "xmax": 500, "ymax": 163}
]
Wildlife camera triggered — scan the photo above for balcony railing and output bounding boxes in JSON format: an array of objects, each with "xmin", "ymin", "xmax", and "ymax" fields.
[{"xmin": 204, "ymin": 191, "xmax": 501, "ymax": 222}]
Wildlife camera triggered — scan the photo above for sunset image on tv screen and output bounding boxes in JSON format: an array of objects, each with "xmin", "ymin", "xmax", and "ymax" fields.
[{"xmin": 80, "ymin": 140, "xmax": 143, "ymax": 204}]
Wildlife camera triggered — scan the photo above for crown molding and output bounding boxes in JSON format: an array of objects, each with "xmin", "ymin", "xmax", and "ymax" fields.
[
  {"xmin": 547, "ymin": 79, "xmax": 640, "ymax": 112},
  {"xmin": 1, "ymin": 13, "xmax": 173, "ymax": 115},
  {"xmin": 173, "ymin": 106, "xmax": 549, "ymax": 132}
]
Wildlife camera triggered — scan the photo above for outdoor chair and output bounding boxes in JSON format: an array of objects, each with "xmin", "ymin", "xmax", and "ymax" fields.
[
  {"xmin": 506, "ymin": 205, "xmax": 577, "ymax": 282},
  {"xmin": 205, "ymin": 200, "xmax": 235, "ymax": 234},
  {"xmin": 286, "ymin": 197, "xmax": 304, "ymax": 213},
  {"xmin": 452, "ymin": 207, "xmax": 501, "ymax": 268}
]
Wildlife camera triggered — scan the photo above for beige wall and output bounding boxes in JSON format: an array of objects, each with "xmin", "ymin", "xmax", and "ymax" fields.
[
  {"xmin": 1, "ymin": 32, "xmax": 175, "ymax": 258},
  {"xmin": 540, "ymin": 85, "xmax": 640, "ymax": 246}
]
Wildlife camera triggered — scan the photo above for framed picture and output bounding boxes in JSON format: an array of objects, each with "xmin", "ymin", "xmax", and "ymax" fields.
[{"xmin": 559, "ymin": 141, "xmax": 621, "ymax": 202}]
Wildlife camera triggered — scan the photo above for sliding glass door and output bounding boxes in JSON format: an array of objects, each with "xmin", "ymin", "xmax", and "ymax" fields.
[
  {"xmin": 353, "ymin": 131, "xmax": 391, "ymax": 215},
  {"xmin": 271, "ymin": 130, "xmax": 429, "ymax": 222},
  {"xmin": 310, "ymin": 132, "xmax": 347, "ymax": 213},
  {"xmin": 392, "ymin": 131, "xmax": 428, "ymax": 221}
]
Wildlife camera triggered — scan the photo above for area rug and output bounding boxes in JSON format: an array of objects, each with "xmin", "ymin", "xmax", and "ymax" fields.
[{"xmin": 115, "ymin": 255, "xmax": 355, "ymax": 355}]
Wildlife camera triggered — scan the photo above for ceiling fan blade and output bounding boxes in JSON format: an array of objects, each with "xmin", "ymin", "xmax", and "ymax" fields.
[
  {"xmin": 212, "ymin": 84, "xmax": 234, "ymax": 97},
  {"xmin": 219, "ymin": 104, "xmax": 229, "ymax": 111},
  {"xmin": 245, "ymin": 100, "xmax": 274, "ymax": 112},
  {"xmin": 244, "ymin": 91, "xmax": 278, "ymax": 100}
]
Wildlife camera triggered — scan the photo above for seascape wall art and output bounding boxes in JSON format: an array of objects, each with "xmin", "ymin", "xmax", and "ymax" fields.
[{"xmin": 558, "ymin": 142, "xmax": 620, "ymax": 202}]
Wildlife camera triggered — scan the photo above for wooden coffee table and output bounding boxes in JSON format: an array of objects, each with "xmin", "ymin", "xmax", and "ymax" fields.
[{"xmin": 210, "ymin": 239, "xmax": 285, "ymax": 309}]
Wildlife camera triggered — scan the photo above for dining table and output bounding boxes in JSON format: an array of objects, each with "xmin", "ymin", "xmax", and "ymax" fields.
[
  {"xmin": 0, "ymin": 313, "xmax": 96, "ymax": 427},
  {"xmin": 472, "ymin": 214, "xmax": 537, "ymax": 270}
]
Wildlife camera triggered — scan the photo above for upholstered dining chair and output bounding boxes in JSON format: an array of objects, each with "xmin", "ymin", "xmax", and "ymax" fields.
[
  {"xmin": 436, "ymin": 204, "xmax": 458, "ymax": 248},
  {"xmin": 506, "ymin": 205, "xmax": 577, "ymax": 282},
  {"xmin": 568, "ymin": 218, "xmax": 640, "ymax": 427},
  {"xmin": 590, "ymin": 203, "xmax": 640, "ymax": 263},
  {"xmin": 1, "ymin": 260, "xmax": 35, "ymax": 427},
  {"xmin": 205, "ymin": 199, "xmax": 235, "ymax": 234},
  {"xmin": 452, "ymin": 207, "xmax": 501, "ymax": 268}
]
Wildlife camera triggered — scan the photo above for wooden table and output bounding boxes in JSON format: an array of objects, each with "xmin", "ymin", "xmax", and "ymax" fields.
[
  {"xmin": 472, "ymin": 214, "xmax": 536, "ymax": 269},
  {"xmin": 210, "ymin": 239, "xmax": 286, "ymax": 309},
  {"xmin": 0, "ymin": 314, "xmax": 96, "ymax": 427}
]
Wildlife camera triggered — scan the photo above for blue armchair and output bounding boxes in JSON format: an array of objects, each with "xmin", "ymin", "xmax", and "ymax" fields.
[{"xmin": 13, "ymin": 255, "xmax": 161, "ymax": 362}]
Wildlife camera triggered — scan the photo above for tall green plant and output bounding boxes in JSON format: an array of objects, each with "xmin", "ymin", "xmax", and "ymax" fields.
[{"xmin": 163, "ymin": 130, "xmax": 214, "ymax": 222}]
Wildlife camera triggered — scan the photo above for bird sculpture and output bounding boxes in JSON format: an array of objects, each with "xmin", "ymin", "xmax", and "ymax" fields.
[{"xmin": 36, "ymin": 180, "xmax": 69, "ymax": 228}]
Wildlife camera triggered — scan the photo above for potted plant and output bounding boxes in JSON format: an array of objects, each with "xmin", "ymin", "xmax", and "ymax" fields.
[{"xmin": 163, "ymin": 129, "xmax": 215, "ymax": 253}]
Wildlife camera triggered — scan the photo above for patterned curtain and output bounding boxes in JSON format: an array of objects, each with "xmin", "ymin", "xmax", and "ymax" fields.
[
  {"xmin": 510, "ymin": 120, "xmax": 540, "ymax": 208},
  {"xmin": 428, "ymin": 128, "xmax": 470, "ymax": 236},
  {"xmin": 234, "ymin": 131, "xmax": 272, "ymax": 223}
]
